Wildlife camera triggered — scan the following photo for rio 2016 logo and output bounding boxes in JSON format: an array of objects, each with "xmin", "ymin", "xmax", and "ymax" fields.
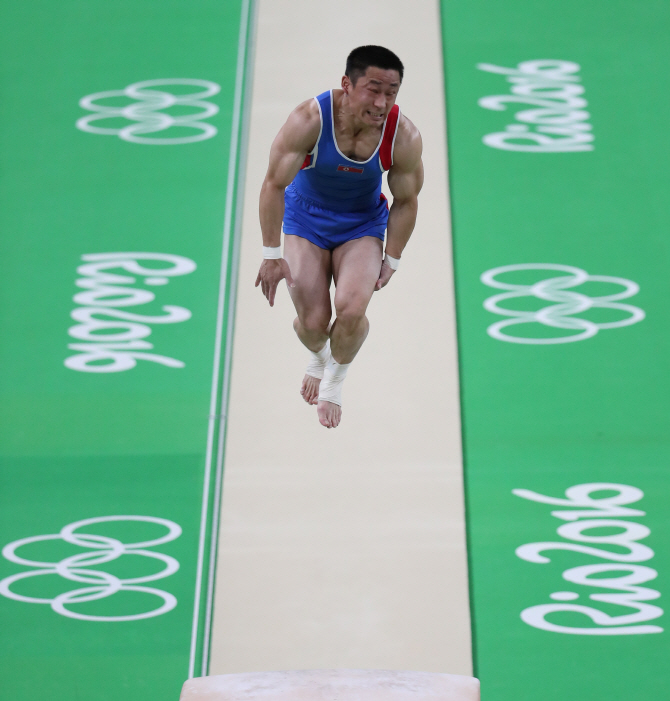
[
  {"xmin": 65, "ymin": 252, "xmax": 196, "ymax": 373},
  {"xmin": 477, "ymin": 60, "xmax": 594, "ymax": 153},
  {"xmin": 514, "ymin": 483, "xmax": 662, "ymax": 635}
]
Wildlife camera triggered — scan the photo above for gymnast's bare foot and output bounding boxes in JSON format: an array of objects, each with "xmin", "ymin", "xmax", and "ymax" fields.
[
  {"xmin": 300, "ymin": 374, "xmax": 321, "ymax": 405},
  {"xmin": 317, "ymin": 400, "xmax": 342, "ymax": 428}
]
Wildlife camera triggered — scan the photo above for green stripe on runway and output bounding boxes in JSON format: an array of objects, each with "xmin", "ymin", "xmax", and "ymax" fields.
[
  {"xmin": 441, "ymin": 1, "xmax": 669, "ymax": 698},
  {"xmin": 0, "ymin": 1, "xmax": 253, "ymax": 698}
]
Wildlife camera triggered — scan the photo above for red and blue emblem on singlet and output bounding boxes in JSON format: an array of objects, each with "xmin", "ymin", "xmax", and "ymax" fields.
[{"xmin": 283, "ymin": 90, "xmax": 401, "ymax": 250}]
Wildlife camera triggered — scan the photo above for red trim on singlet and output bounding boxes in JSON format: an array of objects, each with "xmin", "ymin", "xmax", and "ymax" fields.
[
  {"xmin": 300, "ymin": 154, "xmax": 312, "ymax": 170},
  {"xmin": 379, "ymin": 104, "xmax": 400, "ymax": 171}
]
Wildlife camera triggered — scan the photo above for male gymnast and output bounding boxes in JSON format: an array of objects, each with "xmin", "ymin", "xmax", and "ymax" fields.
[{"xmin": 256, "ymin": 45, "xmax": 423, "ymax": 428}]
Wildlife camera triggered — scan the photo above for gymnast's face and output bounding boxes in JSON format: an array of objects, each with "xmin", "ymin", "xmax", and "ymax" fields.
[{"xmin": 342, "ymin": 67, "xmax": 401, "ymax": 127}]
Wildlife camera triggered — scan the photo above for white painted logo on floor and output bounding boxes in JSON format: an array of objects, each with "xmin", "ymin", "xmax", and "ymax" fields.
[
  {"xmin": 65, "ymin": 252, "xmax": 196, "ymax": 373},
  {"xmin": 513, "ymin": 483, "xmax": 662, "ymax": 635},
  {"xmin": 0, "ymin": 515, "xmax": 181, "ymax": 621},
  {"xmin": 481, "ymin": 263, "xmax": 644, "ymax": 344},
  {"xmin": 76, "ymin": 79, "xmax": 220, "ymax": 144},
  {"xmin": 477, "ymin": 60, "xmax": 594, "ymax": 152}
]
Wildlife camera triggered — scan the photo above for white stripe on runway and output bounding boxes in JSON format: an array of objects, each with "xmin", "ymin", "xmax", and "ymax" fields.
[
  {"xmin": 188, "ymin": 0, "xmax": 252, "ymax": 679},
  {"xmin": 209, "ymin": 0, "xmax": 472, "ymax": 675}
]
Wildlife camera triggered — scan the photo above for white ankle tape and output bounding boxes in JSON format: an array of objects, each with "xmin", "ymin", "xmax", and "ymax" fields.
[
  {"xmin": 318, "ymin": 358, "xmax": 350, "ymax": 407},
  {"xmin": 305, "ymin": 340, "xmax": 331, "ymax": 380}
]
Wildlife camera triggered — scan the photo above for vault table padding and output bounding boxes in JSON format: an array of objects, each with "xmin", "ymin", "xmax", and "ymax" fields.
[{"xmin": 180, "ymin": 669, "xmax": 480, "ymax": 701}]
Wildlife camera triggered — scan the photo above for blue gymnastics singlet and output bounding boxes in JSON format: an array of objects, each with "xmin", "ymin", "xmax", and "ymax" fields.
[{"xmin": 283, "ymin": 90, "xmax": 401, "ymax": 250}]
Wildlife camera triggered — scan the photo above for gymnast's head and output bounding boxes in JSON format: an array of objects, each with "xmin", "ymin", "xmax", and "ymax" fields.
[{"xmin": 341, "ymin": 45, "xmax": 404, "ymax": 125}]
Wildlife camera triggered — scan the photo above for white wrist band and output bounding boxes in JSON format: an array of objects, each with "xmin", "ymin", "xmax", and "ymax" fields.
[
  {"xmin": 384, "ymin": 253, "xmax": 400, "ymax": 270},
  {"xmin": 263, "ymin": 246, "xmax": 282, "ymax": 259}
]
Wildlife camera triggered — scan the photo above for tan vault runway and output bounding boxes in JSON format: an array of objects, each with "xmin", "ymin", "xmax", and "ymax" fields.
[{"xmin": 209, "ymin": 0, "xmax": 472, "ymax": 675}]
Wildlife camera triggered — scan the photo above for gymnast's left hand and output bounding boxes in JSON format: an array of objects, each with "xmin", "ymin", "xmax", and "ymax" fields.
[
  {"xmin": 255, "ymin": 258, "xmax": 295, "ymax": 307},
  {"xmin": 375, "ymin": 260, "xmax": 396, "ymax": 291}
]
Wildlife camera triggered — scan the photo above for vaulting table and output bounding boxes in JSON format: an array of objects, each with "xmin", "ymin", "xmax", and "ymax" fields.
[{"xmin": 180, "ymin": 669, "xmax": 480, "ymax": 701}]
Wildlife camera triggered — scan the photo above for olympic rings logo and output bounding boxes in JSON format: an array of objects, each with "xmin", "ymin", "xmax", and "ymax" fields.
[
  {"xmin": 76, "ymin": 79, "xmax": 220, "ymax": 145},
  {"xmin": 481, "ymin": 264, "xmax": 645, "ymax": 344},
  {"xmin": 0, "ymin": 516, "xmax": 181, "ymax": 621}
]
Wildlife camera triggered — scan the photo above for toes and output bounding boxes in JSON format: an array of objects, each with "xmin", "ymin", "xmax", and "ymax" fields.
[
  {"xmin": 301, "ymin": 376, "xmax": 321, "ymax": 406},
  {"xmin": 317, "ymin": 405, "xmax": 330, "ymax": 427},
  {"xmin": 316, "ymin": 401, "xmax": 341, "ymax": 428}
]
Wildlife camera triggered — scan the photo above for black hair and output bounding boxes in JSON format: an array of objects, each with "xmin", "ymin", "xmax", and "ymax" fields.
[{"xmin": 345, "ymin": 45, "xmax": 404, "ymax": 85}]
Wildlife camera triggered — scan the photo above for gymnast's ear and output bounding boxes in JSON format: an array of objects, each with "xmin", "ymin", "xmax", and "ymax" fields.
[{"xmin": 341, "ymin": 74, "xmax": 352, "ymax": 94}]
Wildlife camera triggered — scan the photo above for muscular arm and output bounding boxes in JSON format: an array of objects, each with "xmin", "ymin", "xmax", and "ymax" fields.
[
  {"xmin": 256, "ymin": 99, "xmax": 321, "ymax": 305},
  {"xmin": 260, "ymin": 99, "xmax": 321, "ymax": 246},
  {"xmin": 386, "ymin": 117, "xmax": 424, "ymax": 259},
  {"xmin": 375, "ymin": 116, "xmax": 423, "ymax": 290}
]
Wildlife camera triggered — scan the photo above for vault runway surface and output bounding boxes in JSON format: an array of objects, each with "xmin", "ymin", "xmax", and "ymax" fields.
[{"xmin": 209, "ymin": 0, "xmax": 470, "ymax": 677}]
